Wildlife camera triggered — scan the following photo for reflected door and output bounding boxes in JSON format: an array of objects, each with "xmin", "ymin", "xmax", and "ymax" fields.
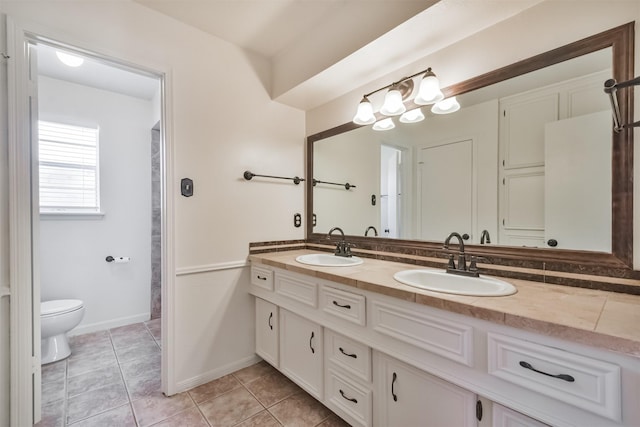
[
  {"xmin": 419, "ymin": 140, "xmax": 473, "ymax": 242},
  {"xmin": 544, "ymin": 111, "xmax": 611, "ymax": 251}
]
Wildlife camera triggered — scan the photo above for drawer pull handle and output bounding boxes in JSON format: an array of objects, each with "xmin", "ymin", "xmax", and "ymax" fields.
[
  {"xmin": 309, "ymin": 331, "xmax": 315, "ymax": 354},
  {"xmin": 268, "ymin": 312, "xmax": 273, "ymax": 330},
  {"xmin": 339, "ymin": 347, "xmax": 357, "ymax": 358},
  {"xmin": 519, "ymin": 361, "xmax": 575, "ymax": 382},
  {"xmin": 391, "ymin": 372, "xmax": 398, "ymax": 401},
  {"xmin": 332, "ymin": 301, "xmax": 351, "ymax": 309},
  {"xmin": 339, "ymin": 389, "xmax": 358, "ymax": 404},
  {"xmin": 257, "ymin": 275, "xmax": 267, "ymax": 281}
]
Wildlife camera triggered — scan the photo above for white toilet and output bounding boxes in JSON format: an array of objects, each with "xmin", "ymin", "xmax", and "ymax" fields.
[{"xmin": 41, "ymin": 299, "xmax": 85, "ymax": 364}]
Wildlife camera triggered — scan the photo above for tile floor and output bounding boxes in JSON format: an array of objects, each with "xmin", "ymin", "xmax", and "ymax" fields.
[{"xmin": 37, "ymin": 319, "xmax": 350, "ymax": 427}]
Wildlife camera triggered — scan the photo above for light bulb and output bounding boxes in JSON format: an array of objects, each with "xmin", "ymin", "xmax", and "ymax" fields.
[
  {"xmin": 399, "ymin": 108, "xmax": 425, "ymax": 123},
  {"xmin": 56, "ymin": 51, "xmax": 84, "ymax": 67},
  {"xmin": 431, "ymin": 97, "xmax": 461, "ymax": 114},
  {"xmin": 352, "ymin": 96, "xmax": 376, "ymax": 125},
  {"xmin": 380, "ymin": 86, "xmax": 406, "ymax": 116},
  {"xmin": 372, "ymin": 118, "xmax": 395, "ymax": 131},
  {"xmin": 415, "ymin": 69, "xmax": 444, "ymax": 105}
]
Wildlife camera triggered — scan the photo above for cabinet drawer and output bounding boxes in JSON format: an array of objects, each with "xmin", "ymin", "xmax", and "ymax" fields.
[
  {"xmin": 371, "ymin": 300, "xmax": 474, "ymax": 366},
  {"xmin": 326, "ymin": 329, "xmax": 371, "ymax": 382},
  {"xmin": 251, "ymin": 265, "xmax": 273, "ymax": 290},
  {"xmin": 275, "ymin": 271, "xmax": 317, "ymax": 308},
  {"xmin": 487, "ymin": 333, "xmax": 621, "ymax": 421},
  {"xmin": 321, "ymin": 286, "xmax": 366, "ymax": 326},
  {"xmin": 326, "ymin": 368, "xmax": 372, "ymax": 427}
]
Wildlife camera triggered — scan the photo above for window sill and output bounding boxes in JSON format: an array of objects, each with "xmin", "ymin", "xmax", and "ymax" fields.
[{"xmin": 40, "ymin": 211, "xmax": 105, "ymax": 220}]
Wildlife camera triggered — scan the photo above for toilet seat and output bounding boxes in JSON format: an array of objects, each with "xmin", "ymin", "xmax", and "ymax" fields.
[{"xmin": 41, "ymin": 299, "xmax": 84, "ymax": 317}]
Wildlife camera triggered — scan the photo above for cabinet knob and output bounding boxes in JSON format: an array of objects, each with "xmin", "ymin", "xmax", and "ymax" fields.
[{"xmin": 547, "ymin": 239, "xmax": 558, "ymax": 247}]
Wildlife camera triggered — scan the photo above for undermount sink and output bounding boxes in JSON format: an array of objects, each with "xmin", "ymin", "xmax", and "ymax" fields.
[
  {"xmin": 393, "ymin": 269, "xmax": 517, "ymax": 297},
  {"xmin": 296, "ymin": 253, "xmax": 364, "ymax": 267}
]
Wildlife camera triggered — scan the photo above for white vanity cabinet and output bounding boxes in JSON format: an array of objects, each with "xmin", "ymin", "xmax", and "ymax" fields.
[
  {"xmin": 249, "ymin": 261, "xmax": 639, "ymax": 427},
  {"xmin": 255, "ymin": 297, "xmax": 278, "ymax": 367},
  {"xmin": 279, "ymin": 309, "xmax": 324, "ymax": 400},
  {"xmin": 374, "ymin": 351, "xmax": 478, "ymax": 426}
]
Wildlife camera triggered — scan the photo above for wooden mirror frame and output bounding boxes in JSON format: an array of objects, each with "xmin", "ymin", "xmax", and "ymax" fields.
[{"xmin": 306, "ymin": 23, "xmax": 635, "ymax": 276}]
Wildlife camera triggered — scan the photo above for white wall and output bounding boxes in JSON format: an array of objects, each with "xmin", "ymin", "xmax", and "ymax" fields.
[
  {"xmin": 0, "ymin": 0, "xmax": 305, "ymax": 399},
  {"xmin": 38, "ymin": 76, "xmax": 154, "ymax": 334},
  {"xmin": 313, "ymin": 126, "xmax": 379, "ymax": 237},
  {"xmin": 306, "ymin": 0, "xmax": 640, "ymax": 267}
]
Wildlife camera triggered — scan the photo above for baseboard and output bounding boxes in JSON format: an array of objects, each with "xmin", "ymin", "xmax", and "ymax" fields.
[
  {"xmin": 70, "ymin": 312, "xmax": 151, "ymax": 336},
  {"xmin": 175, "ymin": 354, "xmax": 262, "ymax": 393}
]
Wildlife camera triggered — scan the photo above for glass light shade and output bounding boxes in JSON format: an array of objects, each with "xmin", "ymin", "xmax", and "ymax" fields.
[
  {"xmin": 431, "ymin": 97, "xmax": 460, "ymax": 114},
  {"xmin": 415, "ymin": 72, "xmax": 444, "ymax": 105},
  {"xmin": 352, "ymin": 96, "xmax": 376, "ymax": 125},
  {"xmin": 372, "ymin": 118, "xmax": 395, "ymax": 131},
  {"xmin": 399, "ymin": 108, "xmax": 425, "ymax": 123},
  {"xmin": 379, "ymin": 87, "xmax": 406, "ymax": 116},
  {"xmin": 56, "ymin": 51, "xmax": 84, "ymax": 67}
]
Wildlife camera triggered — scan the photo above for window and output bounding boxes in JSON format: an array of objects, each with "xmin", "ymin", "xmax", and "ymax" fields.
[{"xmin": 38, "ymin": 121, "xmax": 100, "ymax": 214}]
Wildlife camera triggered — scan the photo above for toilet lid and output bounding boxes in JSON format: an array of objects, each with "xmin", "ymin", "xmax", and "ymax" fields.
[{"xmin": 41, "ymin": 299, "xmax": 84, "ymax": 317}]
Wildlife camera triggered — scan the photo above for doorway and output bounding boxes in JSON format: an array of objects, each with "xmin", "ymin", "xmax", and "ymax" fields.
[
  {"xmin": 7, "ymin": 29, "xmax": 169, "ymax": 425},
  {"xmin": 380, "ymin": 144, "xmax": 405, "ymax": 238}
]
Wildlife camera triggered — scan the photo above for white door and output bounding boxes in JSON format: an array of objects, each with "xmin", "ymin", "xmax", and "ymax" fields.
[
  {"xmin": 544, "ymin": 111, "xmax": 611, "ymax": 251},
  {"xmin": 279, "ymin": 309, "xmax": 323, "ymax": 399},
  {"xmin": 6, "ymin": 19, "xmax": 42, "ymax": 425},
  {"xmin": 375, "ymin": 352, "xmax": 477, "ymax": 426},
  {"xmin": 419, "ymin": 140, "xmax": 473, "ymax": 242},
  {"xmin": 255, "ymin": 298, "xmax": 279, "ymax": 368}
]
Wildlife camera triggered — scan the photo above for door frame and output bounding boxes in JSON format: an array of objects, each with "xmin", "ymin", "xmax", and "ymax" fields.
[{"xmin": 6, "ymin": 17, "xmax": 176, "ymax": 426}]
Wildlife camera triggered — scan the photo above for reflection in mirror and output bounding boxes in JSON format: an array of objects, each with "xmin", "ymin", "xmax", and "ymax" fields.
[{"xmin": 313, "ymin": 48, "xmax": 612, "ymax": 253}]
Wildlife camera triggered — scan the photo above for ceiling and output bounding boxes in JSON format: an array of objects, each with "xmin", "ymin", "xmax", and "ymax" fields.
[
  {"xmin": 37, "ymin": 43, "xmax": 160, "ymax": 100},
  {"xmin": 132, "ymin": 0, "xmax": 543, "ymax": 110},
  {"xmin": 132, "ymin": 0, "xmax": 436, "ymax": 59},
  {"xmin": 35, "ymin": 0, "xmax": 545, "ymax": 110}
]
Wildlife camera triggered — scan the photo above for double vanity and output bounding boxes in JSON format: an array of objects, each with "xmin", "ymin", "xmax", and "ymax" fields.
[{"xmin": 249, "ymin": 249, "xmax": 640, "ymax": 427}]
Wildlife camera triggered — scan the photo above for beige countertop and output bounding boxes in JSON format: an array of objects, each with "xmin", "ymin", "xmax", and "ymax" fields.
[{"xmin": 250, "ymin": 249, "xmax": 640, "ymax": 358}]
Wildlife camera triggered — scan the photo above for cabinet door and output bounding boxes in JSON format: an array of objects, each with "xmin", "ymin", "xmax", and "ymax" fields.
[
  {"xmin": 255, "ymin": 298, "xmax": 278, "ymax": 368},
  {"xmin": 492, "ymin": 403, "xmax": 549, "ymax": 427},
  {"xmin": 375, "ymin": 352, "xmax": 476, "ymax": 427},
  {"xmin": 280, "ymin": 309, "xmax": 323, "ymax": 399}
]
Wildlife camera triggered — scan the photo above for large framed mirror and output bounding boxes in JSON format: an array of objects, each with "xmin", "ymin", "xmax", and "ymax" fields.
[{"xmin": 306, "ymin": 23, "xmax": 634, "ymax": 274}]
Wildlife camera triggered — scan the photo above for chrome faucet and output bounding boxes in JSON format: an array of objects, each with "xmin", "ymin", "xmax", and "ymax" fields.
[
  {"xmin": 327, "ymin": 227, "xmax": 353, "ymax": 257},
  {"xmin": 480, "ymin": 229, "xmax": 491, "ymax": 244},
  {"xmin": 443, "ymin": 232, "xmax": 479, "ymax": 277},
  {"xmin": 364, "ymin": 226, "xmax": 378, "ymax": 237}
]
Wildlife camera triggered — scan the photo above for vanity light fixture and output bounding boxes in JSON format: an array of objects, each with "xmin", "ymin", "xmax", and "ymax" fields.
[
  {"xmin": 432, "ymin": 96, "xmax": 460, "ymax": 114},
  {"xmin": 352, "ymin": 66, "xmax": 455, "ymax": 127},
  {"xmin": 414, "ymin": 68, "xmax": 444, "ymax": 105},
  {"xmin": 372, "ymin": 117, "xmax": 396, "ymax": 131},
  {"xmin": 353, "ymin": 96, "xmax": 376, "ymax": 125},
  {"xmin": 399, "ymin": 108, "xmax": 425, "ymax": 123},
  {"xmin": 380, "ymin": 84, "xmax": 407, "ymax": 116},
  {"xmin": 56, "ymin": 51, "xmax": 84, "ymax": 67}
]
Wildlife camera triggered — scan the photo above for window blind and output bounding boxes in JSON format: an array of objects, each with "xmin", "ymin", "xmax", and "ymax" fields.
[{"xmin": 38, "ymin": 121, "xmax": 100, "ymax": 213}]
